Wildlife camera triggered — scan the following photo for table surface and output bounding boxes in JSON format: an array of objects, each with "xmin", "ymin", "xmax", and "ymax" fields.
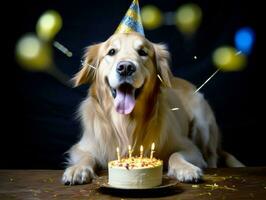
[{"xmin": 0, "ymin": 167, "xmax": 265, "ymax": 200}]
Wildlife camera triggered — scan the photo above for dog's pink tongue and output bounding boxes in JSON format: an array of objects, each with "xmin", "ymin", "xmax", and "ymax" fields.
[{"xmin": 114, "ymin": 89, "xmax": 135, "ymax": 115}]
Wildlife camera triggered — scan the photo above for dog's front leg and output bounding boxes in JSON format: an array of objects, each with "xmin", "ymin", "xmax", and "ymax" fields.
[
  {"xmin": 62, "ymin": 145, "xmax": 97, "ymax": 185},
  {"xmin": 168, "ymin": 144, "xmax": 207, "ymax": 182}
]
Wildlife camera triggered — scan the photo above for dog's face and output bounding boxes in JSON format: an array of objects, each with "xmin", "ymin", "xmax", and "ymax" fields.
[
  {"xmin": 100, "ymin": 33, "xmax": 156, "ymax": 115},
  {"xmin": 73, "ymin": 33, "xmax": 172, "ymax": 115}
]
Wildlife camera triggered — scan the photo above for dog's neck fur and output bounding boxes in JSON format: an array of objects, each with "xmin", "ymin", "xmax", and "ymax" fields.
[{"xmin": 90, "ymin": 77, "xmax": 164, "ymax": 158}]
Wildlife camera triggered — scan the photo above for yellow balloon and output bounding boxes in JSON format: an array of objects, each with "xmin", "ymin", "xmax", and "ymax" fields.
[
  {"xmin": 15, "ymin": 33, "xmax": 52, "ymax": 71},
  {"xmin": 212, "ymin": 46, "xmax": 247, "ymax": 71},
  {"xmin": 141, "ymin": 5, "xmax": 162, "ymax": 30},
  {"xmin": 175, "ymin": 3, "xmax": 202, "ymax": 35},
  {"xmin": 36, "ymin": 10, "xmax": 62, "ymax": 41}
]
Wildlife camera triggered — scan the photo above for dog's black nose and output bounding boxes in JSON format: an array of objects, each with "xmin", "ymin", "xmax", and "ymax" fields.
[{"xmin": 116, "ymin": 61, "xmax": 136, "ymax": 76}]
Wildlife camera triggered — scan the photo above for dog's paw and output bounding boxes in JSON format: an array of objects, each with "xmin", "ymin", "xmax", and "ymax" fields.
[
  {"xmin": 167, "ymin": 162, "xmax": 203, "ymax": 183},
  {"xmin": 62, "ymin": 165, "xmax": 96, "ymax": 185}
]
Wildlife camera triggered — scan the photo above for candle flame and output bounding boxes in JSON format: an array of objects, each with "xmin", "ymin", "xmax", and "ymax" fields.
[
  {"xmin": 116, "ymin": 147, "xmax": 119, "ymax": 152},
  {"xmin": 140, "ymin": 145, "xmax": 143, "ymax": 158},
  {"xmin": 128, "ymin": 145, "xmax": 132, "ymax": 158},
  {"xmin": 151, "ymin": 143, "xmax": 155, "ymax": 151}
]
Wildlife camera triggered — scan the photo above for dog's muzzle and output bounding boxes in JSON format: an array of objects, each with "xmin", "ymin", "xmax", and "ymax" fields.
[{"xmin": 105, "ymin": 61, "xmax": 144, "ymax": 115}]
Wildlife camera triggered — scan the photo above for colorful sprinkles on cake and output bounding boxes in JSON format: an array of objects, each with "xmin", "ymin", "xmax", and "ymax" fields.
[{"xmin": 109, "ymin": 157, "xmax": 162, "ymax": 169}]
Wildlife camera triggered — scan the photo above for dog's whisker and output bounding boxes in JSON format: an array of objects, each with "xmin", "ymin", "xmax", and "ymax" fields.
[
  {"xmin": 193, "ymin": 69, "xmax": 220, "ymax": 94},
  {"xmin": 171, "ymin": 107, "xmax": 179, "ymax": 111}
]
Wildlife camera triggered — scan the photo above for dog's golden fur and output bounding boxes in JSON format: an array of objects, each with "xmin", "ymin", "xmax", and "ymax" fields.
[{"xmin": 62, "ymin": 33, "xmax": 244, "ymax": 185}]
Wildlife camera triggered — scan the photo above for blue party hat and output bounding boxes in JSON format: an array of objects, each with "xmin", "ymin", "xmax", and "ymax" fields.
[{"xmin": 115, "ymin": 0, "xmax": 145, "ymax": 36}]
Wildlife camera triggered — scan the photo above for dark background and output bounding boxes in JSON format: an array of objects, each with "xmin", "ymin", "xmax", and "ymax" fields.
[{"xmin": 3, "ymin": 0, "xmax": 263, "ymax": 169}]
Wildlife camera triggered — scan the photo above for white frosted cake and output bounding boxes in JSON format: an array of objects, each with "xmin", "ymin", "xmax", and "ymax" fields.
[{"xmin": 108, "ymin": 157, "xmax": 163, "ymax": 189}]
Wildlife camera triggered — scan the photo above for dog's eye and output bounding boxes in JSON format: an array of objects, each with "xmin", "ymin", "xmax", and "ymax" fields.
[
  {"xmin": 138, "ymin": 49, "xmax": 148, "ymax": 57},
  {"xmin": 107, "ymin": 48, "xmax": 116, "ymax": 56}
]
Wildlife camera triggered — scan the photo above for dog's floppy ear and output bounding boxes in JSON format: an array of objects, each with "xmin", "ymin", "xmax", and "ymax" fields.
[
  {"xmin": 153, "ymin": 43, "xmax": 172, "ymax": 88},
  {"xmin": 72, "ymin": 43, "xmax": 101, "ymax": 87}
]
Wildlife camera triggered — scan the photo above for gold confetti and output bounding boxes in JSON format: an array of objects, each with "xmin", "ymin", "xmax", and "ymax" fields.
[
  {"xmin": 205, "ymin": 183, "xmax": 219, "ymax": 190},
  {"xmin": 204, "ymin": 183, "xmax": 237, "ymax": 191},
  {"xmin": 53, "ymin": 41, "xmax": 73, "ymax": 57},
  {"xmin": 249, "ymin": 193, "xmax": 254, "ymax": 198},
  {"xmin": 171, "ymin": 107, "xmax": 179, "ymax": 111},
  {"xmin": 223, "ymin": 186, "xmax": 237, "ymax": 191},
  {"xmin": 48, "ymin": 178, "xmax": 54, "ymax": 183},
  {"xmin": 157, "ymin": 74, "xmax": 166, "ymax": 86},
  {"xmin": 88, "ymin": 64, "xmax": 97, "ymax": 70},
  {"xmin": 199, "ymin": 192, "xmax": 212, "ymax": 196},
  {"xmin": 193, "ymin": 69, "xmax": 220, "ymax": 94}
]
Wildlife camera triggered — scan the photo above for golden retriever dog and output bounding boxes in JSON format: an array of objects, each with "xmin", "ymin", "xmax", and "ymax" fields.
[{"xmin": 62, "ymin": 32, "xmax": 244, "ymax": 185}]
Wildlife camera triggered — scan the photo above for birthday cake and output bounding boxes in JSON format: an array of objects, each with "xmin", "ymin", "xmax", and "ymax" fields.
[{"xmin": 108, "ymin": 157, "xmax": 163, "ymax": 189}]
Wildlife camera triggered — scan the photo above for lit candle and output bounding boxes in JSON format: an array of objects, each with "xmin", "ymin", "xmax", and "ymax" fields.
[
  {"xmin": 116, "ymin": 147, "xmax": 121, "ymax": 162},
  {"xmin": 128, "ymin": 145, "xmax": 132, "ymax": 159},
  {"xmin": 140, "ymin": 145, "xmax": 143, "ymax": 159},
  {"xmin": 150, "ymin": 143, "xmax": 155, "ymax": 159}
]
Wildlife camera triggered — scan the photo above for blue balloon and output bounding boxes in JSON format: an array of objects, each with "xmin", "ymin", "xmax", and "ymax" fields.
[{"xmin": 235, "ymin": 27, "xmax": 255, "ymax": 55}]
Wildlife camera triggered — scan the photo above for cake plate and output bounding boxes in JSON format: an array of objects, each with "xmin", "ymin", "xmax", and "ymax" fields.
[{"xmin": 101, "ymin": 175, "xmax": 178, "ymax": 190}]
